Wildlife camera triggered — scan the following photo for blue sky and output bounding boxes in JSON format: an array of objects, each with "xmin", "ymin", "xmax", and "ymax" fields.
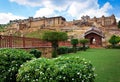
[{"xmin": 0, "ymin": 0, "xmax": 120, "ymax": 24}]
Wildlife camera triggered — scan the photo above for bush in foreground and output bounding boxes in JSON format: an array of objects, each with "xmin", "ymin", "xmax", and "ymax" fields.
[
  {"xmin": 0, "ymin": 48, "xmax": 34, "ymax": 82},
  {"xmin": 17, "ymin": 57, "xmax": 95, "ymax": 82}
]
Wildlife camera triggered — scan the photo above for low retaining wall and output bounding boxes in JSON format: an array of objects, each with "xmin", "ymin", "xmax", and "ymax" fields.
[
  {"xmin": 37, "ymin": 47, "xmax": 52, "ymax": 58},
  {"xmin": 18, "ymin": 46, "xmax": 52, "ymax": 58}
]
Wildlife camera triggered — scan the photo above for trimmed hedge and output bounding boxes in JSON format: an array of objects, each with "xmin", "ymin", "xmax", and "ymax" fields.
[
  {"xmin": 17, "ymin": 57, "xmax": 95, "ymax": 82},
  {"xmin": 29, "ymin": 49, "xmax": 41, "ymax": 58},
  {"xmin": 77, "ymin": 46, "xmax": 89, "ymax": 51},
  {"xmin": 0, "ymin": 48, "xmax": 34, "ymax": 82},
  {"xmin": 57, "ymin": 46, "xmax": 73, "ymax": 55},
  {"xmin": 105, "ymin": 45, "xmax": 120, "ymax": 49},
  {"xmin": 57, "ymin": 46, "xmax": 89, "ymax": 55}
]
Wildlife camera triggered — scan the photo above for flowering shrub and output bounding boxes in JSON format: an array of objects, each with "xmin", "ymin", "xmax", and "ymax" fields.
[
  {"xmin": 17, "ymin": 56, "xmax": 95, "ymax": 82},
  {"xmin": 0, "ymin": 48, "xmax": 34, "ymax": 82}
]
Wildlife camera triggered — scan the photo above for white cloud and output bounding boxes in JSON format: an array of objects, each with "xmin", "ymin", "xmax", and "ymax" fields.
[
  {"xmin": 9, "ymin": 0, "xmax": 42, "ymax": 7},
  {"xmin": 34, "ymin": 8, "xmax": 55, "ymax": 17},
  {"xmin": 116, "ymin": 17, "xmax": 120, "ymax": 22},
  {"xmin": 0, "ymin": 13, "xmax": 25, "ymax": 24},
  {"xmin": 67, "ymin": 0, "xmax": 98, "ymax": 17},
  {"xmin": 34, "ymin": 0, "xmax": 70, "ymax": 17},
  {"xmin": 67, "ymin": 1, "xmax": 113, "ymax": 20},
  {"xmin": 34, "ymin": 0, "xmax": 113, "ymax": 20},
  {"xmin": 42, "ymin": 0, "xmax": 70, "ymax": 12},
  {"xmin": 9, "ymin": 0, "xmax": 113, "ymax": 21},
  {"xmin": 9, "ymin": 0, "xmax": 70, "ymax": 11}
]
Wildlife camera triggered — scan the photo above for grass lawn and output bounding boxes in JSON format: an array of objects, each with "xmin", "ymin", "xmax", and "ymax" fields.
[{"xmin": 60, "ymin": 48, "xmax": 120, "ymax": 82}]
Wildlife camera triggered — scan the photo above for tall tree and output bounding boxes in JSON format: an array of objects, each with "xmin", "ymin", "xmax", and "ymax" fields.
[
  {"xmin": 71, "ymin": 39, "xmax": 79, "ymax": 53},
  {"xmin": 42, "ymin": 31, "xmax": 68, "ymax": 57}
]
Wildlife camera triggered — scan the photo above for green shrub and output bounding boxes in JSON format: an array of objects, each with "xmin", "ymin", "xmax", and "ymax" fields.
[
  {"xmin": 76, "ymin": 46, "xmax": 83, "ymax": 51},
  {"xmin": 71, "ymin": 39, "xmax": 79, "ymax": 53},
  {"xmin": 42, "ymin": 31, "xmax": 68, "ymax": 58},
  {"xmin": 112, "ymin": 45, "xmax": 120, "ymax": 49},
  {"xmin": 57, "ymin": 47, "xmax": 74, "ymax": 55},
  {"xmin": 52, "ymin": 50, "xmax": 58, "ymax": 58},
  {"xmin": 29, "ymin": 49, "xmax": 41, "ymax": 58},
  {"xmin": 57, "ymin": 46, "xmax": 68, "ymax": 55},
  {"xmin": 109, "ymin": 35, "xmax": 120, "ymax": 47},
  {"xmin": 76, "ymin": 46, "xmax": 89, "ymax": 51},
  {"xmin": 105, "ymin": 45, "xmax": 120, "ymax": 49},
  {"xmin": 17, "ymin": 57, "xmax": 95, "ymax": 82},
  {"xmin": 80, "ymin": 39, "xmax": 89, "ymax": 51},
  {"xmin": 67, "ymin": 47, "xmax": 74, "ymax": 53},
  {"xmin": 0, "ymin": 48, "xmax": 34, "ymax": 82},
  {"xmin": 54, "ymin": 57, "xmax": 95, "ymax": 82}
]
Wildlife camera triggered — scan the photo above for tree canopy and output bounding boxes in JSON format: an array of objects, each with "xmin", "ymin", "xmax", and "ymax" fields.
[
  {"xmin": 80, "ymin": 39, "xmax": 89, "ymax": 45},
  {"xmin": 109, "ymin": 35, "xmax": 120, "ymax": 47},
  {"xmin": 80, "ymin": 39, "xmax": 89, "ymax": 51},
  {"xmin": 42, "ymin": 31, "xmax": 68, "ymax": 57},
  {"xmin": 71, "ymin": 39, "xmax": 79, "ymax": 53},
  {"xmin": 42, "ymin": 31, "xmax": 68, "ymax": 42},
  {"xmin": 71, "ymin": 39, "xmax": 79, "ymax": 46}
]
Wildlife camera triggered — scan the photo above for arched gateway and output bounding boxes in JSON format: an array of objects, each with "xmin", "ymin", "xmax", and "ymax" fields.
[{"xmin": 84, "ymin": 27, "xmax": 104, "ymax": 47}]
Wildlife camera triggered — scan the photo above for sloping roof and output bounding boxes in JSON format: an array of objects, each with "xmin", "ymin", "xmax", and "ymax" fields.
[{"xmin": 84, "ymin": 27, "xmax": 104, "ymax": 37}]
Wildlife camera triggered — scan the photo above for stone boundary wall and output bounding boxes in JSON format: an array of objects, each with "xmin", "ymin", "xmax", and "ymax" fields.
[{"xmin": 18, "ymin": 47, "xmax": 52, "ymax": 58}]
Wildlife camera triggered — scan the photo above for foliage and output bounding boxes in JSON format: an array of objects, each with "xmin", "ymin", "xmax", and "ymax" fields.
[
  {"xmin": 71, "ymin": 39, "xmax": 79, "ymax": 46},
  {"xmin": 118, "ymin": 20, "xmax": 120, "ymax": 28},
  {"xmin": 105, "ymin": 45, "xmax": 120, "ymax": 49},
  {"xmin": 112, "ymin": 45, "xmax": 120, "ymax": 49},
  {"xmin": 17, "ymin": 56, "xmax": 95, "ymax": 82},
  {"xmin": 29, "ymin": 49, "xmax": 42, "ymax": 58},
  {"xmin": 57, "ymin": 46, "xmax": 73, "ymax": 55},
  {"xmin": 42, "ymin": 31, "xmax": 68, "ymax": 57},
  {"xmin": 71, "ymin": 39, "xmax": 79, "ymax": 53},
  {"xmin": 52, "ymin": 49, "xmax": 58, "ymax": 58},
  {"xmin": 109, "ymin": 35, "xmax": 120, "ymax": 47},
  {"xmin": 80, "ymin": 39, "xmax": 89, "ymax": 51},
  {"xmin": 80, "ymin": 39, "xmax": 89, "ymax": 45},
  {"xmin": 0, "ymin": 24, "xmax": 6, "ymax": 32},
  {"xmin": 42, "ymin": 31, "xmax": 68, "ymax": 43},
  {"xmin": 0, "ymin": 48, "xmax": 34, "ymax": 82},
  {"xmin": 57, "ymin": 46, "xmax": 90, "ymax": 55},
  {"xmin": 77, "ymin": 46, "xmax": 89, "ymax": 51},
  {"xmin": 57, "ymin": 46, "xmax": 68, "ymax": 54}
]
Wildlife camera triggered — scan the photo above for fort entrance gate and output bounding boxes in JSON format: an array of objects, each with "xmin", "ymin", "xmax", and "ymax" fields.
[{"xmin": 84, "ymin": 27, "xmax": 104, "ymax": 47}]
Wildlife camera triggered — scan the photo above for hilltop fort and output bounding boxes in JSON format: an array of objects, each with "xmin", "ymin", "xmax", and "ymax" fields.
[{"xmin": 1, "ymin": 14, "xmax": 120, "ymax": 47}]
